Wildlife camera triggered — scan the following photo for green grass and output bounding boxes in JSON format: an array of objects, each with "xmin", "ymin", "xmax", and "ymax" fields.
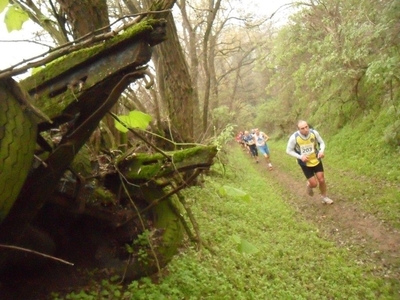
[
  {"xmin": 268, "ymin": 134, "xmax": 400, "ymax": 229},
  {"xmin": 58, "ymin": 114, "xmax": 400, "ymax": 299},
  {"xmin": 78, "ymin": 146, "xmax": 398, "ymax": 300}
]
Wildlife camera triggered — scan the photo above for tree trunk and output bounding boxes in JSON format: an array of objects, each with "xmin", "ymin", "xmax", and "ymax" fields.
[
  {"xmin": 56, "ymin": 0, "xmax": 110, "ymax": 39},
  {"xmin": 177, "ymin": 0, "xmax": 202, "ymax": 138},
  {"xmin": 201, "ymin": 0, "xmax": 222, "ymax": 135},
  {"xmin": 125, "ymin": 0, "xmax": 195, "ymax": 144},
  {"xmin": 154, "ymin": 12, "xmax": 195, "ymax": 144}
]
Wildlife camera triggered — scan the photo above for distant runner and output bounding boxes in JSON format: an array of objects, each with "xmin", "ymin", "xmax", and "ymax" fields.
[
  {"xmin": 254, "ymin": 128, "xmax": 273, "ymax": 170},
  {"xmin": 243, "ymin": 130, "xmax": 258, "ymax": 163},
  {"xmin": 236, "ymin": 131, "xmax": 245, "ymax": 148}
]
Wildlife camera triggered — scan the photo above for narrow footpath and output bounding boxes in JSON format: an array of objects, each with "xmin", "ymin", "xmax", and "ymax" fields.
[{"xmin": 245, "ymin": 145, "xmax": 400, "ymax": 283}]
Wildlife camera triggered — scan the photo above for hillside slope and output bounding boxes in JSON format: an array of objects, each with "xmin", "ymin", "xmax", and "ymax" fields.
[{"xmin": 247, "ymin": 141, "xmax": 400, "ymax": 284}]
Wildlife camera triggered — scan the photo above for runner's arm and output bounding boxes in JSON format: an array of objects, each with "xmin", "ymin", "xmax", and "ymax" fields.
[
  {"xmin": 313, "ymin": 130, "xmax": 326, "ymax": 153},
  {"xmin": 286, "ymin": 134, "xmax": 302, "ymax": 159}
]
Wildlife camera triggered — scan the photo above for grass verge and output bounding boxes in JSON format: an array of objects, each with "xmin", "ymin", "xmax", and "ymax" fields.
[
  {"xmin": 268, "ymin": 139, "xmax": 400, "ymax": 229},
  {"xmin": 60, "ymin": 145, "xmax": 400, "ymax": 299}
]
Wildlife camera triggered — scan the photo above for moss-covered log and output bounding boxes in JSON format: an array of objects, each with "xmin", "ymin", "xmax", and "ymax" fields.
[
  {"xmin": 117, "ymin": 145, "xmax": 218, "ymax": 181},
  {"xmin": 0, "ymin": 4, "xmax": 217, "ymax": 283},
  {"xmin": 0, "ymin": 18, "xmax": 167, "ymax": 245},
  {"xmin": 66, "ymin": 144, "xmax": 218, "ymax": 280},
  {"xmin": 0, "ymin": 17, "xmax": 169, "ymax": 276},
  {"xmin": 20, "ymin": 19, "xmax": 166, "ymax": 119}
]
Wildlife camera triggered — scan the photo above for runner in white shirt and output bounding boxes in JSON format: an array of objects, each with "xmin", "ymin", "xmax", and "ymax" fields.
[{"xmin": 254, "ymin": 128, "xmax": 273, "ymax": 170}]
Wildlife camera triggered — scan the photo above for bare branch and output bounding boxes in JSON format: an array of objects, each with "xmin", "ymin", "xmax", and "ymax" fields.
[
  {"xmin": 0, "ymin": 244, "xmax": 74, "ymax": 265},
  {"xmin": 0, "ymin": 10, "xmax": 171, "ymax": 79}
]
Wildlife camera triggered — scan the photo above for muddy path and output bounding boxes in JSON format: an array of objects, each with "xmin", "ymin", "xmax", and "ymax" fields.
[{"xmin": 253, "ymin": 155, "xmax": 400, "ymax": 281}]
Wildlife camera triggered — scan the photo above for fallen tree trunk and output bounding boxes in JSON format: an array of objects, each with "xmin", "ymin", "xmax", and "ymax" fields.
[
  {"xmin": 33, "ymin": 144, "xmax": 218, "ymax": 280},
  {"xmin": 0, "ymin": 13, "xmax": 217, "ymax": 282}
]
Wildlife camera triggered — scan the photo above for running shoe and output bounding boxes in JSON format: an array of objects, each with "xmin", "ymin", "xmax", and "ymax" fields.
[{"xmin": 321, "ymin": 196, "xmax": 333, "ymax": 204}]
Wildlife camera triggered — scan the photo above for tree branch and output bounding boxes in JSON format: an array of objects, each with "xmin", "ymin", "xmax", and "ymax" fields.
[{"xmin": 0, "ymin": 244, "xmax": 74, "ymax": 265}]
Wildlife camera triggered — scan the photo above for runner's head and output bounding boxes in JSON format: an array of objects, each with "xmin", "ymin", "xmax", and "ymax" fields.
[{"xmin": 297, "ymin": 120, "xmax": 309, "ymax": 135}]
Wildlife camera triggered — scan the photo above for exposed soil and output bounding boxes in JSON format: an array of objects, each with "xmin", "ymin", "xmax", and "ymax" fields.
[
  {"xmin": 254, "ymin": 154, "xmax": 400, "ymax": 283},
  {"xmin": 1, "ymin": 151, "xmax": 400, "ymax": 299}
]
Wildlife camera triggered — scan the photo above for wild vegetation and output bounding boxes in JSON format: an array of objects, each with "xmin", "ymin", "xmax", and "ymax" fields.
[
  {"xmin": 2, "ymin": 0, "xmax": 398, "ymax": 143},
  {"xmin": 255, "ymin": 0, "xmax": 400, "ymax": 141},
  {"xmin": 0, "ymin": 0, "xmax": 399, "ymax": 298},
  {"xmin": 52, "ymin": 136, "xmax": 400, "ymax": 299}
]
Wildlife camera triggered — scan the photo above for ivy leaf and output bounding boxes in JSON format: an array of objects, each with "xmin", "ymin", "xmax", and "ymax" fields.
[
  {"xmin": 232, "ymin": 235, "xmax": 259, "ymax": 254},
  {"xmin": 218, "ymin": 185, "xmax": 251, "ymax": 202},
  {"xmin": 238, "ymin": 239, "xmax": 259, "ymax": 254},
  {"xmin": 114, "ymin": 111, "xmax": 152, "ymax": 133},
  {"xmin": 0, "ymin": 0, "xmax": 8, "ymax": 14},
  {"xmin": 4, "ymin": 4, "xmax": 29, "ymax": 32}
]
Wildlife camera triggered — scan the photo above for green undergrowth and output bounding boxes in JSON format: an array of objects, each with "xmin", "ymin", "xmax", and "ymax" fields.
[
  {"xmin": 59, "ymin": 146, "xmax": 400, "ymax": 299},
  {"xmin": 268, "ymin": 129, "xmax": 400, "ymax": 229}
]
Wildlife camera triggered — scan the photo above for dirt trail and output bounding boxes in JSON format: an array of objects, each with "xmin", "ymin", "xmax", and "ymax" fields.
[{"xmin": 256, "ymin": 158, "xmax": 400, "ymax": 281}]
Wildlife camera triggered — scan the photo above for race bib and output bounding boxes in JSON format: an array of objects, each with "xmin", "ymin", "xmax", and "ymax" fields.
[{"xmin": 300, "ymin": 143, "xmax": 314, "ymax": 155}]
